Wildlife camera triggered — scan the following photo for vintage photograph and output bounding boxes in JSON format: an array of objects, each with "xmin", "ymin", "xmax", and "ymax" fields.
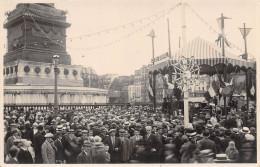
[{"xmin": 1, "ymin": 0, "xmax": 257, "ymax": 165}]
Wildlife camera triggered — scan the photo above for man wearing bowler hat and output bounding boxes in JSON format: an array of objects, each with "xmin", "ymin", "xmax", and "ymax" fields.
[{"xmin": 104, "ymin": 129, "xmax": 121, "ymax": 163}]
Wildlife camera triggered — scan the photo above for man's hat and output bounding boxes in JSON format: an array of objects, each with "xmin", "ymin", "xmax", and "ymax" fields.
[
  {"xmin": 245, "ymin": 134, "xmax": 255, "ymax": 141},
  {"xmin": 61, "ymin": 119, "xmax": 66, "ymax": 123},
  {"xmin": 13, "ymin": 139, "xmax": 22, "ymax": 143},
  {"xmin": 119, "ymin": 129, "xmax": 125, "ymax": 133},
  {"xmin": 51, "ymin": 120, "xmax": 56, "ymax": 125},
  {"xmin": 231, "ymin": 128, "xmax": 239, "ymax": 134},
  {"xmin": 188, "ymin": 132, "xmax": 197, "ymax": 138},
  {"xmin": 83, "ymin": 140, "xmax": 93, "ymax": 147},
  {"xmin": 135, "ymin": 123, "xmax": 142, "ymax": 128},
  {"xmin": 206, "ymin": 124, "xmax": 213, "ymax": 130},
  {"xmin": 82, "ymin": 130, "xmax": 88, "ymax": 133},
  {"xmin": 240, "ymin": 127, "xmax": 250, "ymax": 134},
  {"xmin": 198, "ymin": 149, "xmax": 214, "ymax": 157},
  {"xmin": 68, "ymin": 129, "xmax": 75, "ymax": 133},
  {"xmin": 109, "ymin": 129, "xmax": 116, "ymax": 134},
  {"xmin": 56, "ymin": 125, "xmax": 63, "ymax": 131},
  {"xmin": 219, "ymin": 127, "xmax": 226, "ymax": 131},
  {"xmin": 5, "ymin": 116, "xmax": 11, "ymax": 119},
  {"xmin": 100, "ymin": 127, "xmax": 106, "ymax": 132},
  {"xmin": 44, "ymin": 133, "xmax": 54, "ymax": 138},
  {"xmin": 10, "ymin": 123, "xmax": 17, "ymax": 127}
]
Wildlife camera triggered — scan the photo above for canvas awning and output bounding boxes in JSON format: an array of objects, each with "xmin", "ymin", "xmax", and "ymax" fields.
[{"xmin": 149, "ymin": 37, "xmax": 255, "ymax": 75}]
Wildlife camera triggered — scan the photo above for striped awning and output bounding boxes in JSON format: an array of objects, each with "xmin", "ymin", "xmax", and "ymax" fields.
[{"xmin": 149, "ymin": 37, "xmax": 255, "ymax": 73}]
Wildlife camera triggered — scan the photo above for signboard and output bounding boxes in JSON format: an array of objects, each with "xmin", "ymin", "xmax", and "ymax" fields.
[{"xmin": 152, "ymin": 52, "xmax": 169, "ymax": 63}]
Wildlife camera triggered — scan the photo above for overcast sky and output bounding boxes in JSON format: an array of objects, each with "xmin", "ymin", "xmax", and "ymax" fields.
[{"xmin": 0, "ymin": 0, "xmax": 259, "ymax": 75}]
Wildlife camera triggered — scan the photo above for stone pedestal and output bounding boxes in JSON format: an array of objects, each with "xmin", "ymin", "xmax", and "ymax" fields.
[{"xmin": 4, "ymin": 85, "xmax": 107, "ymax": 105}]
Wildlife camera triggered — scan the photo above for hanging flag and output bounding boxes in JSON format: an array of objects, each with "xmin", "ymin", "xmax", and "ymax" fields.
[
  {"xmin": 148, "ymin": 73, "xmax": 154, "ymax": 102},
  {"xmin": 161, "ymin": 75, "xmax": 168, "ymax": 89},
  {"xmin": 147, "ymin": 29, "xmax": 156, "ymax": 38},
  {"xmin": 204, "ymin": 91, "xmax": 211, "ymax": 101},
  {"xmin": 218, "ymin": 74, "xmax": 226, "ymax": 88},
  {"xmin": 208, "ymin": 86, "xmax": 216, "ymax": 97},
  {"xmin": 250, "ymin": 85, "xmax": 255, "ymax": 96},
  {"xmin": 211, "ymin": 80, "xmax": 219, "ymax": 92},
  {"xmin": 215, "ymin": 35, "xmax": 222, "ymax": 47},
  {"xmin": 248, "ymin": 72, "xmax": 256, "ymax": 99},
  {"xmin": 208, "ymin": 77, "xmax": 217, "ymax": 97}
]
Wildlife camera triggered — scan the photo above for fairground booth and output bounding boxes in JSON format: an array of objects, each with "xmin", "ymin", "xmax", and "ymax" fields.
[{"xmin": 148, "ymin": 37, "xmax": 256, "ymax": 126}]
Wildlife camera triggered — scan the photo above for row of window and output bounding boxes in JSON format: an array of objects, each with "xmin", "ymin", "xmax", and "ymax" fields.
[{"xmin": 3, "ymin": 66, "xmax": 18, "ymax": 75}]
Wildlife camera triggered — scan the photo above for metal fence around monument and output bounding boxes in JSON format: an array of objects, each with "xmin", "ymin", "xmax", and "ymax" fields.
[{"xmin": 4, "ymin": 103, "xmax": 154, "ymax": 111}]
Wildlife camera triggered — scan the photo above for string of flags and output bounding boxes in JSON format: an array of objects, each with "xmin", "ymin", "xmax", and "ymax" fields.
[
  {"xmin": 67, "ymin": 3, "xmax": 181, "ymax": 40},
  {"xmin": 27, "ymin": 3, "xmax": 181, "ymax": 51},
  {"xmin": 1, "ymin": 2, "xmax": 255, "ymax": 60}
]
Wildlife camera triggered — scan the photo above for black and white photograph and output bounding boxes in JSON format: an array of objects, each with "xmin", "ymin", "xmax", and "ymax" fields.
[{"xmin": 0, "ymin": 0, "xmax": 258, "ymax": 165}]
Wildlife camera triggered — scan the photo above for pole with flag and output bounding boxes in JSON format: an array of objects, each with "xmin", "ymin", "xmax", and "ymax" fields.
[
  {"xmin": 239, "ymin": 23, "xmax": 252, "ymax": 112},
  {"xmin": 216, "ymin": 13, "xmax": 231, "ymax": 117},
  {"xmin": 148, "ymin": 30, "xmax": 156, "ymax": 112},
  {"xmin": 239, "ymin": 23, "xmax": 252, "ymax": 61}
]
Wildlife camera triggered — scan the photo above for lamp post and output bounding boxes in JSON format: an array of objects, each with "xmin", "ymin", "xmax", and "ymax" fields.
[{"xmin": 53, "ymin": 55, "xmax": 59, "ymax": 116}]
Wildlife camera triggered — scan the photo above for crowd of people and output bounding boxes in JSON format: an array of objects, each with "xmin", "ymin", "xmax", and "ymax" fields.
[{"xmin": 3, "ymin": 104, "xmax": 257, "ymax": 164}]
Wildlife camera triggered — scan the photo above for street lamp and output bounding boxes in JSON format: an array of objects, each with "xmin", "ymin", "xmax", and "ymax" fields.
[{"xmin": 53, "ymin": 55, "xmax": 59, "ymax": 116}]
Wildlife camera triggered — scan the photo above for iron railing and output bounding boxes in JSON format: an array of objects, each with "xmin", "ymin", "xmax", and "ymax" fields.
[{"xmin": 4, "ymin": 103, "xmax": 154, "ymax": 111}]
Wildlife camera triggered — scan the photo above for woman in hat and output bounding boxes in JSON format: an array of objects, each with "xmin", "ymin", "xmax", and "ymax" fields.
[{"xmin": 225, "ymin": 141, "xmax": 239, "ymax": 160}]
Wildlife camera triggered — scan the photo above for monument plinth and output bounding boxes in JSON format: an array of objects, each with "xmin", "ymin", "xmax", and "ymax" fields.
[{"xmin": 4, "ymin": 3, "xmax": 107, "ymax": 105}]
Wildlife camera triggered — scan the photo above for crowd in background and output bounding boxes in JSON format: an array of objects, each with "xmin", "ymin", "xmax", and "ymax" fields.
[{"xmin": 3, "ymin": 104, "xmax": 257, "ymax": 164}]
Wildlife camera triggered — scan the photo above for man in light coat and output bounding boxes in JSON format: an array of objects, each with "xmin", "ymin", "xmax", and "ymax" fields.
[
  {"xmin": 41, "ymin": 133, "xmax": 56, "ymax": 164},
  {"xmin": 118, "ymin": 128, "xmax": 131, "ymax": 163}
]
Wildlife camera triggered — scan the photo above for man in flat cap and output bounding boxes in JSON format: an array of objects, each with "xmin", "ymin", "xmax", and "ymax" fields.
[
  {"xmin": 118, "ymin": 128, "xmax": 131, "ymax": 163},
  {"xmin": 42, "ymin": 133, "xmax": 56, "ymax": 164},
  {"xmin": 6, "ymin": 129, "xmax": 21, "ymax": 154},
  {"xmin": 77, "ymin": 140, "xmax": 93, "ymax": 163},
  {"xmin": 104, "ymin": 129, "xmax": 121, "ymax": 163}
]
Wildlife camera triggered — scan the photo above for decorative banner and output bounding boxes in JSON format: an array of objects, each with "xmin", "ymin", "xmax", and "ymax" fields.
[{"xmin": 153, "ymin": 52, "xmax": 169, "ymax": 63}]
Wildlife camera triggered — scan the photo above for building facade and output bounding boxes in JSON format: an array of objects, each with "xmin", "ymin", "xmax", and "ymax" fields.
[{"xmin": 82, "ymin": 67, "xmax": 98, "ymax": 88}]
